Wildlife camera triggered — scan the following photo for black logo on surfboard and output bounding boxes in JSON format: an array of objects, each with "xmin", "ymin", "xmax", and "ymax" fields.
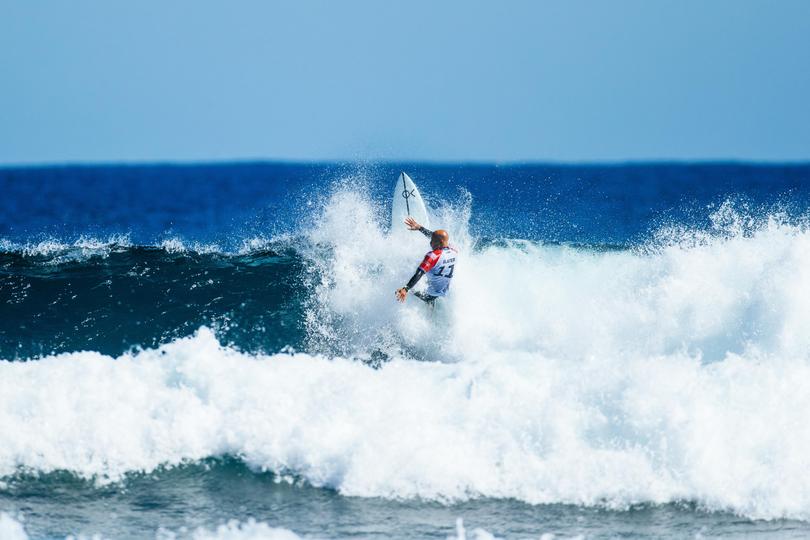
[{"xmin": 401, "ymin": 175, "xmax": 414, "ymax": 214}]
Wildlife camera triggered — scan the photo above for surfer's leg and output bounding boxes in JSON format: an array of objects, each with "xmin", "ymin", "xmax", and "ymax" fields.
[{"xmin": 413, "ymin": 291, "xmax": 437, "ymax": 307}]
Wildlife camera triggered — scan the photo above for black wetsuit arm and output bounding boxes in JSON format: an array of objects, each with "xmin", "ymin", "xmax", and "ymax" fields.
[
  {"xmin": 403, "ymin": 268, "xmax": 425, "ymax": 290},
  {"xmin": 402, "ymin": 229, "xmax": 431, "ymax": 290}
]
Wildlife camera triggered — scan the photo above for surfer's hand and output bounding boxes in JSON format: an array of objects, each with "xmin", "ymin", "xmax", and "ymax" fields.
[
  {"xmin": 395, "ymin": 288, "xmax": 408, "ymax": 302},
  {"xmin": 404, "ymin": 217, "xmax": 421, "ymax": 231}
]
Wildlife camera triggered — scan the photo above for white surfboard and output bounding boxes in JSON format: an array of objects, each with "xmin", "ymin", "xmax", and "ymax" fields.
[{"xmin": 391, "ymin": 172, "xmax": 430, "ymax": 231}]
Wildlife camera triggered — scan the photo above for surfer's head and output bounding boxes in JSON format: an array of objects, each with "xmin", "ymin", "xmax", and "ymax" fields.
[{"xmin": 431, "ymin": 229, "xmax": 449, "ymax": 249}]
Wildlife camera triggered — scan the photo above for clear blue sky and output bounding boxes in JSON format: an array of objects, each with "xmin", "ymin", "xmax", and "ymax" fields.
[{"xmin": 1, "ymin": 1, "xmax": 809, "ymax": 164}]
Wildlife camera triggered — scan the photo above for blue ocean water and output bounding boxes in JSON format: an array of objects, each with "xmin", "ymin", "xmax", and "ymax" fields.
[{"xmin": 2, "ymin": 161, "xmax": 810, "ymax": 539}]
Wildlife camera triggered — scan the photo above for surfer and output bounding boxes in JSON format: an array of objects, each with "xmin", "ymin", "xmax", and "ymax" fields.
[{"xmin": 395, "ymin": 217, "xmax": 457, "ymax": 306}]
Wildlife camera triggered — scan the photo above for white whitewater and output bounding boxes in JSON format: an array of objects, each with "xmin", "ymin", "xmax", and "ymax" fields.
[{"xmin": 3, "ymin": 188, "xmax": 810, "ymax": 520}]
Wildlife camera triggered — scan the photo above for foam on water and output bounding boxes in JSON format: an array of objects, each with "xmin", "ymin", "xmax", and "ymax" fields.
[
  {"xmin": 449, "ymin": 519, "xmax": 503, "ymax": 540},
  {"xmin": 184, "ymin": 520, "xmax": 305, "ymax": 540},
  {"xmin": 2, "ymin": 323, "xmax": 810, "ymax": 519},
  {"xmin": 0, "ymin": 515, "xmax": 314, "ymax": 540},
  {"xmin": 0, "ymin": 235, "xmax": 279, "ymax": 261},
  {"xmin": 0, "ymin": 513, "xmax": 308, "ymax": 540},
  {"xmin": 0, "ymin": 513, "xmax": 510, "ymax": 540},
  {"xmin": 0, "ymin": 513, "xmax": 28, "ymax": 540},
  {"xmin": 4, "ymin": 188, "xmax": 810, "ymax": 521},
  {"xmin": 0, "ymin": 234, "xmax": 133, "ymax": 262},
  {"xmin": 158, "ymin": 238, "xmax": 222, "ymax": 255}
]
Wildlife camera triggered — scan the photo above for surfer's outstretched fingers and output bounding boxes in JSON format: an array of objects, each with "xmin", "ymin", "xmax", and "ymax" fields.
[{"xmin": 404, "ymin": 217, "xmax": 421, "ymax": 230}]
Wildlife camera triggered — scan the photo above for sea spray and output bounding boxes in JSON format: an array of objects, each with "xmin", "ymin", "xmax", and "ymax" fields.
[
  {"xmin": 302, "ymin": 188, "xmax": 810, "ymax": 363},
  {"xmin": 3, "ymin": 325, "xmax": 810, "ymax": 519}
]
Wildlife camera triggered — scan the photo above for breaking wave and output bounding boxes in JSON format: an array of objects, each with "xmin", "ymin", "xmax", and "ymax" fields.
[{"xmin": 4, "ymin": 187, "xmax": 810, "ymax": 520}]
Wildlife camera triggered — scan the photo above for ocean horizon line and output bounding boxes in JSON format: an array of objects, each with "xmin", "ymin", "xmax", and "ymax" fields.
[{"xmin": 2, "ymin": 156, "xmax": 810, "ymax": 170}]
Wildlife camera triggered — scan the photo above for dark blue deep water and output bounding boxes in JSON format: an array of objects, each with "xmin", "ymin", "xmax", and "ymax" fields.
[
  {"xmin": 2, "ymin": 162, "xmax": 810, "ymax": 539},
  {"xmin": 2, "ymin": 162, "xmax": 808, "ymax": 246}
]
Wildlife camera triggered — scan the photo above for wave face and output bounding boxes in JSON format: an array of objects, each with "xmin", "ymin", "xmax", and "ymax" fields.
[
  {"xmin": 3, "ymin": 162, "xmax": 810, "ymax": 523},
  {"xmin": 1, "ymin": 242, "xmax": 305, "ymax": 358}
]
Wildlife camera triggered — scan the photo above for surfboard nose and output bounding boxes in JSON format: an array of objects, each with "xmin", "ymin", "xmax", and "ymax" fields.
[{"xmin": 391, "ymin": 171, "xmax": 429, "ymax": 230}]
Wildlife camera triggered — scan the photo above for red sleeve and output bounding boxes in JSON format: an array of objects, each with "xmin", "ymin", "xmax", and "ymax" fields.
[{"xmin": 419, "ymin": 250, "xmax": 441, "ymax": 272}]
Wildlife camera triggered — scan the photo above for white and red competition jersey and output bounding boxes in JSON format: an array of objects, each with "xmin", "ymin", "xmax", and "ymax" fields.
[{"xmin": 418, "ymin": 246, "xmax": 458, "ymax": 297}]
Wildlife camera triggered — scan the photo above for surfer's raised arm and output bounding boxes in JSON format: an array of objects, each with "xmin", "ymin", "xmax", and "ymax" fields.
[{"xmin": 404, "ymin": 217, "xmax": 433, "ymax": 238}]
